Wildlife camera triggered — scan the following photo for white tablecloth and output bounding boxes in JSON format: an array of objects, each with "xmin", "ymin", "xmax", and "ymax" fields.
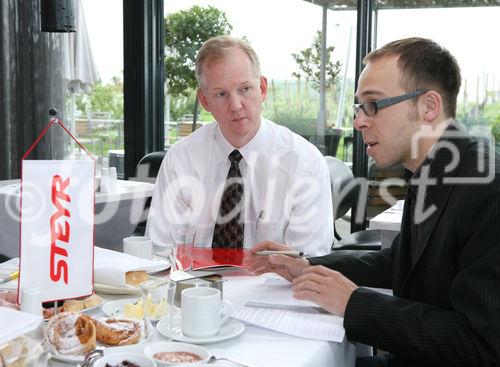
[
  {"xmin": 49, "ymin": 274, "xmax": 358, "ymax": 367},
  {"xmin": 369, "ymin": 200, "xmax": 404, "ymax": 248}
]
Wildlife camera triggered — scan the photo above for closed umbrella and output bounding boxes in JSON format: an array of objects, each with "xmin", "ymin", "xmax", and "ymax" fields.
[{"xmin": 62, "ymin": 0, "xmax": 98, "ymax": 155}]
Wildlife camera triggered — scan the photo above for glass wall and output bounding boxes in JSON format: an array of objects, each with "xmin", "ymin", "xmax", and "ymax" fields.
[
  {"xmin": 65, "ymin": 0, "xmax": 124, "ymax": 176},
  {"xmin": 375, "ymin": 5, "xmax": 500, "ymax": 141},
  {"xmin": 164, "ymin": 0, "xmax": 357, "ymax": 161}
]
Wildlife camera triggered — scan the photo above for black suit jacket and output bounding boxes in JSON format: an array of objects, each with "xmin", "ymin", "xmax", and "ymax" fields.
[{"xmin": 309, "ymin": 124, "xmax": 500, "ymax": 367}]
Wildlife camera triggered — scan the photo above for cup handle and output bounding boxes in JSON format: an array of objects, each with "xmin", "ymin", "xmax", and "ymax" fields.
[{"xmin": 219, "ymin": 299, "xmax": 232, "ymax": 325}]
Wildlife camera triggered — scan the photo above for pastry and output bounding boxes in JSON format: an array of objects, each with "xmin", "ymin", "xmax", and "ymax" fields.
[
  {"xmin": 93, "ymin": 318, "xmax": 141, "ymax": 346},
  {"xmin": 44, "ymin": 312, "xmax": 96, "ymax": 355},
  {"xmin": 125, "ymin": 271, "xmax": 148, "ymax": 286}
]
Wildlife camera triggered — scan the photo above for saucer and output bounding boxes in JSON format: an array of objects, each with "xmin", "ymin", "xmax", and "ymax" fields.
[{"xmin": 156, "ymin": 316, "xmax": 245, "ymax": 344}]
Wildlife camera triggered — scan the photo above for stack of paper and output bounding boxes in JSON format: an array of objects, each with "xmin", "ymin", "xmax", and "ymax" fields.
[{"xmin": 231, "ymin": 277, "xmax": 345, "ymax": 342}]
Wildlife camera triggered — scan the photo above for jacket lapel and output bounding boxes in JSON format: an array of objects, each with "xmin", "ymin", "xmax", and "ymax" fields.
[{"xmin": 400, "ymin": 123, "xmax": 472, "ymax": 291}]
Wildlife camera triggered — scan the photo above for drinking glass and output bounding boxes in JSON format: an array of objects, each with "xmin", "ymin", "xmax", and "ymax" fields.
[
  {"xmin": 140, "ymin": 278, "xmax": 177, "ymax": 341},
  {"xmin": 170, "ymin": 228, "xmax": 196, "ymax": 271}
]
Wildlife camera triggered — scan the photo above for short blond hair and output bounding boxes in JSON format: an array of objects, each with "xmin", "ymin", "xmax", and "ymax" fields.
[{"xmin": 195, "ymin": 35, "xmax": 261, "ymax": 87}]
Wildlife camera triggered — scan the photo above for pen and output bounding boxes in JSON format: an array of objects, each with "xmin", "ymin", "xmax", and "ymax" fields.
[
  {"xmin": 254, "ymin": 250, "xmax": 309, "ymax": 258},
  {"xmin": 0, "ymin": 270, "xmax": 19, "ymax": 285}
]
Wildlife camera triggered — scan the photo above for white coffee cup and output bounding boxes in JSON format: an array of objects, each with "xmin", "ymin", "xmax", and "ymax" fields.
[
  {"xmin": 123, "ymin": 236, "xmax": 154, "ymax": 259},
  {"xmin": 20, "ymin": 287, "xmax": 42, "ymax": 316},
  {"xmin": 181, "ymin": 287, "xmax": 231, "ymax": 338}
]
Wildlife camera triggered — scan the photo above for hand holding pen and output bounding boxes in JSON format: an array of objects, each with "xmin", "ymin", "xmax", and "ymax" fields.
[
  {"xmin": 248, "ymin": 241, "xmax": 311, "ymax": 282},
  {"xmin": 254, "ymin": 250, "xmax": 309, "ymax": 258}
]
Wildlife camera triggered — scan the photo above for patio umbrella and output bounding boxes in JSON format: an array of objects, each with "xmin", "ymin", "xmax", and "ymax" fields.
[{"xmin": 62, "ymin": 0, "xmax": 98, "ymax": 152}]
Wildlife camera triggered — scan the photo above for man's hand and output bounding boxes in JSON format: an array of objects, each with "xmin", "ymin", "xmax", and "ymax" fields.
[
  {"xmin": 292, "ymin": 266, "xmax": 358, "ymax": 316},
  {"xmin": 246, "ymin": 240, "xmax": 310, "ymax": 282}
]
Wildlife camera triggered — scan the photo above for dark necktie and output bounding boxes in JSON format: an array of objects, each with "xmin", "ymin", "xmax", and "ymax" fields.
[
  {"xmin": 212, "ymin": 150, "xmax": 245, "ymax": 249},
  {"xmin": 406, "ymin": 184, "xmax": 420, "ymax": 265}
]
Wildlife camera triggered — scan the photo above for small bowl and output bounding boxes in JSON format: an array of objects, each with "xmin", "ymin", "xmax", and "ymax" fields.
[
  {"xmin": 144, "ymin": 341, "xmax": 210, "ymax": 366},
  {"xmin": 94, "ymin": 353, "xmax": 156, "ymax": 367}
]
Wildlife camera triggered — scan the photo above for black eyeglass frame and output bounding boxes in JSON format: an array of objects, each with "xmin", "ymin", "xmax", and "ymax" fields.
[{"xmin": 353, "ymin": 89, "xmax": 428, "ymax": 117}]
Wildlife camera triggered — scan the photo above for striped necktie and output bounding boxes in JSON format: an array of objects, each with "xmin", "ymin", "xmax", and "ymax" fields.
[{"xmin": 212, "ymin": 149, "xmax": 244, "ymax": 249}]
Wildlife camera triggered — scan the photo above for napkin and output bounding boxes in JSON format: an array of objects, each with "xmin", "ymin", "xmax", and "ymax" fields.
[
  {"xmin": 0, "ymin": 307, "xmax": 42, "ymax": 345},
  {"xmin": 94, "ymin": 247, "xmax": 169, "ymax": 287}
]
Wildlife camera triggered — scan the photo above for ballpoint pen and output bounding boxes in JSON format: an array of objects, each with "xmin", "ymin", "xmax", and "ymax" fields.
[
  {"xmin": 254, "ymin": 250, "xmax": 309, "ymax": 258},
  {"xmin": 0, "ymin": 270, "xmax": 19, "ymax": 285}
]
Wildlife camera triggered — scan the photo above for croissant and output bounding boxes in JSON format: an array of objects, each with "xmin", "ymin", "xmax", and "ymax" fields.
[
  {"xmin": 44, "ymin": 312, "xmax": 96, "ymax": 355},
  {"xmin": 93, "ymin": 318, "xmax": 141, "ymax": 346}
]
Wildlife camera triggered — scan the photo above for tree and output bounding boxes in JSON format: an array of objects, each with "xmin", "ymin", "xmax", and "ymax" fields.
[
  {"xmin": 292, "ymin": 31, "xmax": 342, "ymax": 92},
  {"xmin": 165, "ymin": 6, "xmax": 232, "ymax": 131},
  {"xmin": 75, "ymin": 75, "xmax": 123, "ymax": 119}
]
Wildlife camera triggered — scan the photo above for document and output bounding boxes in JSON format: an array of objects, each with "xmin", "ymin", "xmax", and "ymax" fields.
[
  {"xmin": 231, "ymin": 305, "xmax": 345, "ymax": 342},
  {"xmin": 245, "ymin": 276, "xmax": 320, "ymax": 310},
  {"xmin": 234, "ymin": 276, "xmax": 345, "ymax": 342}
]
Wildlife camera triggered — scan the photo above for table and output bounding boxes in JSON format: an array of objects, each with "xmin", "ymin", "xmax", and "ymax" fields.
[
  {"xmin": 47, "ymin": 273, "xmax": 360, "ymax": 367},
  {"xmin": 0, "ymin": 179, "xmax": 154, "ymax": 258},
  {"xmin": 368, "ymin": 200, "xmax": 404, "ymax": 248}
]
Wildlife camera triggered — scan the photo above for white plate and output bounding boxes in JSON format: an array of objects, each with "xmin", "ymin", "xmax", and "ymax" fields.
[
  {"xmin": 102, "ymin": 298, "xmax": 139, "ymax": 318},
  {"xmin": 94, "ymin": 283, "xmax": 141, "ymax": 295},
  {"xmin": 82, "ymin": 301, "xmax": 103, "ymax": 314},
  {"xmin": 147, "ymin": 256, "xmax": 171, "ymax": 274},
  {"xmin": 156, "ymin": 316, "xmax": 245, "ymax": 344},
  {"xmin": 48, "ymin": 317, "xmax": 148, "ymax": 363},
  {"xmin": 102, "ymin": 298, "xmax": 176, "ymax": 322},
  {"xmin": 49, "ymin": 349, "xmax": 86, "ymax": 364},
  {"xmin": 94, "ymin": 275, "xmax": 162, "ymax": 295}
]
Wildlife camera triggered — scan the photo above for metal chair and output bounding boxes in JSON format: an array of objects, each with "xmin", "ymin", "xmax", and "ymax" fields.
[
  {"xmin": 324, "ymin": 156, "xmax": 382, "ymax": 255},
  {"xmin": 132, "ymin": 150, "xmax": 168, "ymax": 236}
]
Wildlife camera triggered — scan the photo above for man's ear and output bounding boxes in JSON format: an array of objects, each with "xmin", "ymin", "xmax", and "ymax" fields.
[
  {"xmin": 422, "ymin": 90, "xmax": 442, "ymax": 122},
  {"xmin": 197, "ymin": 88, "xmax": 210, "ymax": 111},
  {"xmin": 259, "ymin": 76, "xmax": 268, "ymax": 101}
]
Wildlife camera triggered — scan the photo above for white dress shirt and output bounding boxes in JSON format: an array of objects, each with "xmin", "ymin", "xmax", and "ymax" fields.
[{"xmin": 146, "ymin": 118, "xmax": 333, "ymax": 256}]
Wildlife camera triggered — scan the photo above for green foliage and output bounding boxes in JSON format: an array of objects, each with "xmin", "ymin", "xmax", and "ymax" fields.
[
  {"xmin": 75, "ymin": 76, "xmax": 123, "ymax": 119},
  {"xmin": 484, "ymin": 101, "xmax": 500, "ymax": 126},
  {"xmin": 491, "ymin": 121, "xmax": 500, "ymax": 143},
  {"xmin": 165, "ymin": 5, "xmax": 232, "ymax": 97},
  {"xmin": 170, "ymin": 90, "xmax": 196, "ymax": 121},
  {"xmin": 291, "ymin": 31, "xmax": 342, "ymax": 92}
]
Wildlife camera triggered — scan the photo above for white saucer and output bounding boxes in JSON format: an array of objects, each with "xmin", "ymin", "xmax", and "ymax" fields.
[{"xmin": 156, "ymin": 316, "xmax": 245, "ymax": 344}]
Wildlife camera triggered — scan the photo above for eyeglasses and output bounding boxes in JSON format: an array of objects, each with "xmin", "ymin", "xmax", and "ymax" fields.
[{"xmin": 353, "ymin": 90, "xmax": 428, "ymax": 117}]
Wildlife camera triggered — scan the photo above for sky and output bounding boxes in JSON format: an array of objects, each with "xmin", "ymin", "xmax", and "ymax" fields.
[{"xmin": 81, "ymin": 0, "xmax": 499, "ymax": 100}]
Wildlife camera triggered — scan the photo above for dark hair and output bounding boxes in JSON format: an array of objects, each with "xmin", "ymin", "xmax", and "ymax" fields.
[
  {"xmin": 195, "ymin": 35, "xmax": 261, "ymax": 87},
  {"xmin": 364, "ymin": 37, "xmax": 461, "ymax": 118}
]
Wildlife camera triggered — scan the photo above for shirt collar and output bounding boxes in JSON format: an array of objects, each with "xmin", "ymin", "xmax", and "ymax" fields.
[{"xmin": 214, "ymin": 118, "xmax": 268, "ymax": 163}]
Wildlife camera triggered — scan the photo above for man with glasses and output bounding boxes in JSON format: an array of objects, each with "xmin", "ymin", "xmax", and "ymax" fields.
[{"xmin": 249, "ymin": 37, "xmax": 500, "ymax": 367}]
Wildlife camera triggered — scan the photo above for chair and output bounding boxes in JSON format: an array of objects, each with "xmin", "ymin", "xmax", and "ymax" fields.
[
  {"xmin": 324, "ymin": 156, "xmax": 382, "ymax": 255},
  {"xmin": 132, "ymin": 150, "xmax": 168, "ymax": 236}
]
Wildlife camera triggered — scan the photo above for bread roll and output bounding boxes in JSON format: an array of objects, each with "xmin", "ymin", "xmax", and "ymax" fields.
[
  {"xmin": 83, "ymin": 294, "xmax": 102, "ymax": 308},
  {"xmin": 125, "ymin": 271, "xmax": 148, "ymax": 286},
  {"xmin": 62, "ymin": 299, "xmax": 85, "ymax": 312}
]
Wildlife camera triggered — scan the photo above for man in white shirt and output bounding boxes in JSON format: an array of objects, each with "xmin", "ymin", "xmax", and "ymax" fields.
[{"xmin": 146, "ymin": 35, "xmax": 332, "ymax": 256}]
